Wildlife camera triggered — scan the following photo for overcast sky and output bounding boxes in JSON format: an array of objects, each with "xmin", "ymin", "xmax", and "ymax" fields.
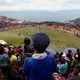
[{"xmin": 0, "ymin": 0, "xmax": 80, "ymax": 11}]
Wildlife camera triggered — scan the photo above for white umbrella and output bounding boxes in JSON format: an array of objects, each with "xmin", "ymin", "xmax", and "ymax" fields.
[{"xmin": 0, "ymin": 40, "xmax": 7, "ymax": 45}]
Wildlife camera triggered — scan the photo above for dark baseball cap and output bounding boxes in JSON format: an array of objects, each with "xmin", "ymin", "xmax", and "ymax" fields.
[{"xmin": 31, "ymin": 32, "xmax": 50, "ymax": 53}]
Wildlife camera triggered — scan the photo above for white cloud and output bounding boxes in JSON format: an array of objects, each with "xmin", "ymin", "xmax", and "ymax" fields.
[
  {"xmin": 0, "ymin": 0, "xmax": 80, "ymax": 11},
  {"xmin": 6, "ymin": 0, "xmax": 16, "ymax": 4}
]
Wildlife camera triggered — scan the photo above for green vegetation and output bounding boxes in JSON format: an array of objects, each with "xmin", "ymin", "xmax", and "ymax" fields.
[{"xmin": 0, "ymin": 27, "xmax": 80, "ymax": 50}]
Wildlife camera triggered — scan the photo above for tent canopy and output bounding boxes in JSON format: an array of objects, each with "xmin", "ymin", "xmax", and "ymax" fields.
[
  {"xmin": 63, "ymin": 48, "xmax": 76, "ymax": 53},
  {"xmin": 0, "ymin": 40, "xmax": 7, "ymax": 45}
]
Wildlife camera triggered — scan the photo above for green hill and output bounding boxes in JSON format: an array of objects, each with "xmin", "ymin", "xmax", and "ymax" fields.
[
  {"xmin": 70, "ymin": 18, "xmax": 80, "ymax": 25},
  {"xmin": 0, "ymin": 27, "xmax": 80, "ymax": 50}
]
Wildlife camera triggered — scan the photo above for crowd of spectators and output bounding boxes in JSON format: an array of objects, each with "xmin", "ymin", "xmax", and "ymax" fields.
[
  {"xmin": 0, "ymin": 32, "xmax": 80, "ymax": 80},
  {"xmin": 0, "ymin": 21, "xmax": 80, "ymax": 35}
]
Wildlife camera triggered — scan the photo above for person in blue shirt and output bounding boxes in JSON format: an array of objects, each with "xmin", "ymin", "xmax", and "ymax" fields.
[{"xmin": 23, "ymin": 32, "xmax": 58, "ymax": 80}]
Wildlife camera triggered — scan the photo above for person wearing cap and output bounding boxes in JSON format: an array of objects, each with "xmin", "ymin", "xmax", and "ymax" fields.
[{"xmin": 23, "ymin": 32, "xmax": 58, "ymax": 80}]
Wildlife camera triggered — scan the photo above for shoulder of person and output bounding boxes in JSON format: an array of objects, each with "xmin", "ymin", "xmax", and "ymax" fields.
[
  {"xmin": 24, "ymin": 57, "xmax": 34, "ymax": 64},
  {"xmin": 3, "ymin": 54, "xmax": 9, "ymax": 57},
  {"xmin": 12, "ymin": 55, "xmax": 17, "ymax": 58}
]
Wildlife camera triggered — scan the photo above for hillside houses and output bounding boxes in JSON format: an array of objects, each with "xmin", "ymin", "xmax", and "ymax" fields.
[
  {"xmin": 0, "ymin": 16, "xmax": 22, "ymax": 24},
  {"xmin": 0, "ymin": 15, "xmax": 79, "ymax": 37}
]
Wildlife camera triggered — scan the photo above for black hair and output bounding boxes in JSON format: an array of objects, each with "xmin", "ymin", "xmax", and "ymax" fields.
[
  {"xmin": 66, "ymin": 53, "xmax": 72, "ymax": 61},
  {"xmin": 0, "ymin": 44, "xmax": 3, "ymax": 47},
  {"xmin": 24, "ymin": 37, "xmax": 33, "ymax": 54},
  {"xmin": 68, "ymin": 49, "xmax": 72, "ymax": 54},
  {"xmin": 24, "ymin": 37, "xmax": 30, "ymax": 45},
  {"xmin": 77, "ymin": 48, "xmax": 80, "ymax": 61},
  {"xmin": 0, "ymin": 47, "xmax": 4, "ymax": 54},
  {"xmin": 4, "ymin": 44, "xmax": 7, "ymax": 47},
  {"xmin": 77, "ymin": 48, "xmax": 80, "ymax": 54},
  {"xmin": 60, "ymin": 57, "xmax": 65, "ymax": 64},
  {"xmin": 59, "ymin": 52, "xmax": 63, "ymax": 59},
  {"xmin": 8, "ymin": 50, "xmax": 15, "ymax": 58}
]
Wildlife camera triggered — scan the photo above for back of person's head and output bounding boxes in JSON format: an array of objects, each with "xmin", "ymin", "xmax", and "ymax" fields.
[
  {"xmin": 4, "ymin": 44, "xmax": 7, "ymax": 47},
  {"xmin": 24, "ymin": 37, "xmax": 30, "ymax": 45},
  {"xmin": 73, "ymin": 67, "xmax": 79, "ymax": 76},
  {"xmin": 0, "ymin": 44, "xmax": 3, "ymax": 47},
  {"xmin": 66, "ymin": 53, "xmax": 69, "ymax": 57},
  {"xmin": 68, "ymin": 49, "xmax": 72, "ymax": 54},
  {"xmin": 31, "ymin": 32, "xmax": 50, "ymax": 53},
  {"xmin": 67, "ymin": 53, "xmax": 72, "ymax": 61},
  {"xmin": 8, "ymin": 50, "xmax": 15, "ymax": 58},
  {"xmin": 0, "ymin": 47, "xmax": 4, "ymax": 54},
  {"xmin": 11, "ymin": 50, "xmax": 15, "ymax": 55},
  {"xmin": 59, "ymin": 52, "xmax": 63, "ymax": 57},
  {"xmin": 60, "ymin": 57, "xmax": 65, "ymax": 64},
  {"xmin": 77, "ymin": 48, "xmax": 80, "ymax": 54},
  {"xmin": 60, "ymin": 52, "xmax": 63, "ymax": 55}
]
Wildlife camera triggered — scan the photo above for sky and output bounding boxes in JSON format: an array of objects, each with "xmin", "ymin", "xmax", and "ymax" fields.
[{"xmin": 0, "ymin": 0, "xmax": 80, "ymax": 11}]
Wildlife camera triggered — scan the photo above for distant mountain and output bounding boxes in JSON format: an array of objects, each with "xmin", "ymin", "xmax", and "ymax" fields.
[
  {"xmin": 0, "ymin": 9, "xmax": 80, "ymax": 22},
  {"xmin": 70, "ymin": 18, "xmax": 80, "ymax": 25}
]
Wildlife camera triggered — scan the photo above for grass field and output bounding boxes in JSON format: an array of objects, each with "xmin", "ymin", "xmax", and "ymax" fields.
[{"xmin": 0, "ymin": 27, "xmax": 80, "ymax": 50}]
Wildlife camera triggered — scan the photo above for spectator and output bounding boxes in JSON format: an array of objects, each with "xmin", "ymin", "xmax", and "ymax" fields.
[
  {"xmin": 4, "ymin": 44, "xmax": 9, "ymax": 54},
  {"xmin": 0, "ymin": 46, "xmax": 10, "ymax": 77},
  {"xmin": 23, "ymin": 32, "xmax": 58, "ymax": 80},
  {"xmin": 77, "ymin": 48, "xmax": 80, "ymax": 61},
  {"xmin": 16, "ymin": 46, "xmax": 21, "ymax": 57},
  {"xmin": 0, "ymin": 46, "xmax": 10, "ymax": 66},
  {"xmin": 59, "ymin": 52, "xmax": 63, "ymax": 59},
  {"xmin": 75, "ymin": 52, "xmax": 78, "ymax": 61},
  {"xmin": 59, "ymin": 57, "xmax": 68, "ymax": 78},
  {"xmin": 65, "ymin": 50, "xmax": 72, "ymax": 64},
  {"xmin": 10, "ymin": 50, "xmax": 17, "ymax": 62},
  {"xmin": 21, "ymin": 37, "xmax": 32, "ymax": 61},
  {"xmin": 69, "ymin": 66, "xmax": 79, "ymax": 78},
  {"xmin": 9, "ymin": 61, "xmax": 22, "ymax": 80}
]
